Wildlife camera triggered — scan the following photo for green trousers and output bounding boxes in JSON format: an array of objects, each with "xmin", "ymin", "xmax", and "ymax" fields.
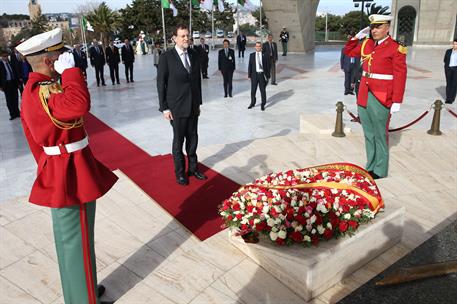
[
  {"xmin": 51, "ymin": 201, "xmax": 100, "ymax": 304},
  {"xmin": 281, "ymin": 41, "xmax": 288, "ymax": 55},
  {"xmin": 358, "ymin": 92, "xmax": 390, "ymax": 178}
]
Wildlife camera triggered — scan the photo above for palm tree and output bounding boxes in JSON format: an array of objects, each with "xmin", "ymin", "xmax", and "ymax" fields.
[
  {"xmin": 30, "ymin": 7, "xmax": 49, "ymax": 35},
  {"xmin": 366, "ymin": 4, "xmax": 390, "ymax": 16},
  {"xmin": 86, "ymin": 2, "xmax": 120, "ymax": 44}
]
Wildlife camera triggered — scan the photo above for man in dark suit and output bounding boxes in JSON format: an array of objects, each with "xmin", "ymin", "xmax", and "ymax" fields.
[
  {"xmin": 73, "ymin": 43, "xmax": 88, "ymax": 78},
  {"xmin": 340, "ymin": 38, "xmax": 359, "ymax": 95},
  {"xmin": 262, "ymin": 34, "xmax": 278, "ymax": 85},
  {"xmin": 218, "ymin": 39, "xmax": 236, "ymax": 98},
  {"xmin": 248, "ymin": 41, "xmax": 270, "ymax": 111},
  {"xmin": 106, "ymin": 41, "xmax": 121, "ymax": 85},
  {"xmin": 236, "ymin": 31, "xmax": 247, "ymax": 58},
  {"xmin": 157, "ymin": 24, "xmax": 207, "ymax": 186},
  {"xmin": 0, "ymin": 49, "xmax": 20, "ymax": 120},
  {"xmin": 121, "ymin": 39, "xmax": 135, "ymax": 83},
  {"xmin": 9, "ymin": 48, "xmax": 25, "ymax": 94},
  {"xmin": 444, "ymin": 38, "xmax": 457, "ymax": 104},
  {"xmin": 197, "ymin": 37, "xmax": 209, "ymax": 79},
  {"xmin": 89, "ymin": 39, "xmax": 106, "ymax": 86}
]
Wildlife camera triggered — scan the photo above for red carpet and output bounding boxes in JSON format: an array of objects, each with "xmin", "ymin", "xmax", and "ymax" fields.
[{"xmin": 85, "ymin": 113, "xmax": 240, "ymax": 240}]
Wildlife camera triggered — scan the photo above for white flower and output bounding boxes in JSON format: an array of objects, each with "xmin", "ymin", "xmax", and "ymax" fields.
[
  {"xmin": 291, "ymin": 221, "xmax": 298, "ymax": 229},
  {"xmin": 278, "ymin": 230, "xmax": 287, "ymax": 239},
  {"xmin": 316, "ymin": 203, "xmax": 328, "ymax": 214},
  {"xmin": 344, "ymin": 213, "xmax": 351, "ymax": 220},
  {"xmin": 262, "ymin": 205, "xmax": 270, "ymax": 214},
  {"xmin": 271, "ymin": 227, "xmax": 278, "ymax": 232},
  {"xmin": 239, "ymin": 202, "xmax": 245, "ymax": 210},
  {"xmin": 326, "ymin": 222, "xmax": 332, "ymax": 229},
  {"xmin": 306, "ymin": 223, "xmax": 313, "ymax": 231},
  {"xmin": 253, "ymin": 218, "xmax": 261, "ymax": 224},
  {"xmin": 322, "ymin": 172, "xmax": 329, "ymax": 178},
  {"xmin": 295, "ymin": 225, "xmax": 303, "ymax": 232},
  {"xmin": 270, "ymin": 231, "xmax": 278, "ymax": 241},
  {"xmin": 335, "ymin": 211, "xmax": 340, "ymax": 216},
  {"xmin": 267, "ymin": 218, "xmax": 275, "ymax": 227},
  {"xmin": 331, "ymin": 189, "xmax": 338, "ymax": 194},
  {"xmin": 333, "ymin": 202, "xmax": 340, "ymax": 211},
  {"xmin": 311, "ymin": 228, "xmax": 317, "ymax": 235},
  {"xmin": 304, "ymin": 235, "xmax": 311, "ymax": 242},
  {"xmin": 317, "ymin": 225, "xmax": 325, "ymax": 234},
  {"xmin": 310, "ymin": 214, "xmax": 317, "ymax": 224},
  {"xmin": 354, "ymin": 210, "xmax": 362, "ymax": 217}
]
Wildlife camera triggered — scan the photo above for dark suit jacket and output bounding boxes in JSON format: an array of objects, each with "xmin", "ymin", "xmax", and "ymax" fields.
[
  {"xmin": 89, "ymin": 45, "xmax": 105, "ymax": 67},
  {"xmin": 73, "ymin": 49, "xmax": 88, "ymax": 70},
  {"xmin": 444, "ymin": 48, "xmax": 454, "ymax": 70},
  {"xmin": 121, "ymin": 44, "xmax": 135, "ymax": 64},
  {"xmin": 0, "ymin": 59, "xmax": 18, "ymax": 89},
  {"xmin": 237, "ymin": 34, "xmax": 247, "ymax": 51},
  {"xmin": 340, "ymin": 49, "xmax": 359, "ymax": 72},
  {"xmin": 196, "ymin": 44, "xmax": 209, "ymax": 64},
  {"xmin": 218, "ymin": 48, "xmax": 235, "ymax": 71},
  {"xmin": 157, "ymin": 47, "xmax": 202, "ymax": 118},
  {"xmin": 262, "ymin": 41, "xmax": 278, "ymax": 61},
  {"xmin": 9, "ymin": 52, "xmax": 23, "ymax": 80},
  {"xmin": 106, "ymin": 46, "xmax": 120, "ymax": 65},
  {"xmin": 248, "ymin": 52, "xmax": 270, "ymax": 79}
]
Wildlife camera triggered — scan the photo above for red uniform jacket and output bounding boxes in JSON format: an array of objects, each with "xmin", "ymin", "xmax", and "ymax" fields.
[
  {"xmin": 21, "ymin": 68, "xmax": 118, "ymax": 208},
  {"xmin": 344, "ymin": 36, "xmax": 407, "ymax": 108}
]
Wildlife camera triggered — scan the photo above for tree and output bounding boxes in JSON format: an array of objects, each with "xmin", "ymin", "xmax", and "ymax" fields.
[
  {"xmin": 86, "ymin": 2, "xmax": 120, "ymax": 44},
  {"xmin": 118, "ymin": 0, "xmax": 162, "ymax": 41},
  {"xmin": 315, "ymin": 14, "xmax": 342, "ymax": 32},
  {"xmin": 339, "ymin": 10, "xmax": 369, "ymax": 34},
  {"xmin": 252, "ymin": 7, "xmax": 267, "ymax": 29}
]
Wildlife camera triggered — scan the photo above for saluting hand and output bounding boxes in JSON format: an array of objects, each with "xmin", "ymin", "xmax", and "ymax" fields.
[{"xmin": 355, "ymin": 27, "xmax": 370, "ymax": 40}]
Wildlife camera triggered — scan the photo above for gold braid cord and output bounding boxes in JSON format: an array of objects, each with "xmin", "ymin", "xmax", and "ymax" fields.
[
  {"xmin": 38, "ymin": 82, "xmax": 84, "ymax": 130},
  {"xmin": 360, "ymin": 38, "xmax": 373, "ymax": 72}
]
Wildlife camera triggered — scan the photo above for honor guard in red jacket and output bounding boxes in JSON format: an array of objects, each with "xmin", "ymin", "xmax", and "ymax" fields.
[
  {"xmin": 16, "ymin": 28, "xmax": 117, "ymax": 304},
  {"xmin": 344, "ymin": 14, "xmax": 407, "ymax": 179}
]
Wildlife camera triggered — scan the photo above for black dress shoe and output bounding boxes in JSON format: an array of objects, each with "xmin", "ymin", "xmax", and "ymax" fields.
[
  {"xmin": 101, "ymin": 301, "xmax": 114, "ymax": 304},
  {"xmin": 126, "ymin": 80, "xmax": 129, "ymax": 83},
  {"xmin": 271, "ymin": 83, "xmax": 277, "ymax": 85},
  {"xmin": 348, "ymin": 92, "xmax": 355, "ymax": 95},
  {"xmin": 445, "ymin": 100, "xmax": 454, "ymax": 104},
  {"xmin": 224, "ymin": 95, "xmax": 228, "ymax": 98},
  {"xmin": 102, "ymin": 83, "xmax": 106, "ymax": 86},
  {"xmin": 176, "ymin": 176, "xmax": 189, "ymax": 185},
  {"xmin": 130, "ymin": 79, "xmax": 134, "ymax": 82},
  {"xmin": 248, "ymin": 105, "xmax": 254, "ymax": 109},
  {"xmin": 98, "ymin": 285, "xmax": 106, "ymax": 297},
  {"xmin": 188, "ymin": 171, "xmax": 208, "ymax": 180},
  {"xmin": 117, "ymin": 81, "xmax": 120, "ymax": 84},
  {"xmin": 369, "ymin": 171, "xmax": 382, "ymax": 180},
  {"xmin": 229, "ymin": 94, "xmax": 232, "ymax": 98},
  {"xmin": 261, "ymin": 106, "xmax": 265, "ymax": 111},
  {"xmin": 344, "ymin": 92, "xmax": 349, "ymax": 95}
]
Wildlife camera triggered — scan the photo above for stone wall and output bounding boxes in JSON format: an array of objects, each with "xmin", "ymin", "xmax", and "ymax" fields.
[{"xmin": 263, "ymin": 0, "xmax": 319, "ymax": 52}]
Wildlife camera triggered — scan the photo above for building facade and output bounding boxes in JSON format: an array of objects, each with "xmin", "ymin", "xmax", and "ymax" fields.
[{"xmin": 391, "ymin": 0, "xmax": 457, "ymax": 45}]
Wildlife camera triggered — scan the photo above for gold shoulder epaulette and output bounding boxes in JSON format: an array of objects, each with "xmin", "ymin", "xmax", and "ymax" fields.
[
  {"xmin": 398, "ymin": 45, "xmax": 408, "ymax": 55},
  {"xmin": 38, "ymin": 81, "xmax": 84, "ymax": 130}
]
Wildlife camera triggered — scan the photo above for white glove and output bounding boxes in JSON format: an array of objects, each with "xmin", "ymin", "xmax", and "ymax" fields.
[
  {"xmin": 54, "ymin": 52, "xmax": 75, "ymax": 74},
  {"xmin": 390, "ymin": 103, "xmax": 401, "ymax": 114},
  {"xmin": 355, "ymin": 27, "xmax": 370, "ymax": 40}
]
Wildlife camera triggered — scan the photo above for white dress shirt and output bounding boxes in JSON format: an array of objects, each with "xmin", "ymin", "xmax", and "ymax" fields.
[
  {"xmin": 175, "ymin": 46, "xmax": 190, "ymax": 70},
  {"xmin": 450, "ymin": 49, "xmax": 457, "ymax": 67}
]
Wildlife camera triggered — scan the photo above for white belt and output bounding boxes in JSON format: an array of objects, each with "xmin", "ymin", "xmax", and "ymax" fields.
[
  {"xmin": 362, "ymin": 72, "xmax": 394, "ymax": 80},
  {"xmin": 43, "ymin": 137, "xmax": 89, "ymax": 156}
]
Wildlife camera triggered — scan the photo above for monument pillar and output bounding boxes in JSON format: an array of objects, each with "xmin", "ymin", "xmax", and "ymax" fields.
[{"xmin": 262, "ymin": 0, "xmax": 320, "ymax": 52}]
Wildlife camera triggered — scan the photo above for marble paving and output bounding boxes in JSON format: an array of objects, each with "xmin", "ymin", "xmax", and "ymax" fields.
[{"xmin": 1, "ymin": 45, "xmax": 456, "ymax": 303}]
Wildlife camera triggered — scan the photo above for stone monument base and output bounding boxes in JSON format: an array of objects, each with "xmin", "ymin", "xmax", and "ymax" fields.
[{"xmin": 230, "ymin": 203, "xmax": 405, "ymax": 301}]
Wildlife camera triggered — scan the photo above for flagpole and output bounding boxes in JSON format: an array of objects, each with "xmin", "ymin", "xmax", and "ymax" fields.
[
  {"xmin": 81, "ymin": 16, "xmax": 89, "ymax": 60},
  {"xmin": 259, "ymin": 0, "xmax": 263, "ymax": 40},
  {"xmin": 189, "ymin": 0, "xmax": 192, "ymax": 35},
  {"xmin": 211, "ymin": 4, "xmax": 215, "ymax": 50},
  {"xmin": 237, "ymin": 2, "xmax": 240, "ymax": 35},
  {"xmin": 161, "ymin": 2, "xmax": 167, "ymax": 50}
]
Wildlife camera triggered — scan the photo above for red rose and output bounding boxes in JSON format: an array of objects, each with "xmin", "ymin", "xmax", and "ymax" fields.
[
  {"xmin": 328, "ymin": 212, "xmax": 339, "ymax": 227},
  {"xmin": 247, "ymin": 205, "xmax": 254, "ymax": 213},
  {"xmin": 256, "ymin": 221, "xmax": 267, "ymax": 231},
  {"xmin": 295, "ymin": 214, "xmax": 307, "ymax": 225},
  {"xmin": 291, "ymin": 231, "xmax": 303, "ymax": 242},
  {"xmin": 339, "ymin": 221, "xmax": 349, "ymax": 232},
  {"xmin": 233, "ymin": 204, "xmax": 241, "ymax": 211},
  {"xmin": 276, "ymin": 238, "xmax": 285, "ymax": 246},
  {"xmin": 249, "ymin": 219, "xmax": 255, "ymax": 226},
  {"xmin": 227, "ymin": 215, "xmax": 233, "ymax": 221},
  {"xmin": 241, "ymin": 224, "xmax": 248, "ymax": 231},
  {"xmin": 315, "ymin": 214, "xmax": 323, "ymax": 225},
  {"xmin": 342, "ymin": 205, "xmax": 350, "ymax": 213},
  {"xmin": 236, "ymin": 214, "xmax": 243, "ymax": 220},
  {"xmin": 348, "ymin": 220, "xmax": 358, "ymax": 230},
  {"xmin": 323, "ymin": 228, "xmax": 333, "ymax": 240}
]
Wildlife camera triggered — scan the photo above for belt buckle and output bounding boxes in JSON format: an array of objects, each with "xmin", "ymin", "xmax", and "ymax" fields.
[
  {"xmin": 366, "ymin": 72, "xmax": 372, "ymax": 78},
  {"xmin": 58, "ymin": 143, "xmax": 68, "ymax": 154}
]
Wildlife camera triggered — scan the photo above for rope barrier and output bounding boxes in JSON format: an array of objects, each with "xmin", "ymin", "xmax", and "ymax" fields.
[
  {"xmin": 445, "ymin": 106, "xmax": 457, "ymax": 119},
  {"xmin": 344, "ymin": 104, "xmax": 433, "ymax": 132}
]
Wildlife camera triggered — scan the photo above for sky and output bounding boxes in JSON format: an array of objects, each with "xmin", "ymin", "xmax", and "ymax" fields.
[{"xmin": 1, "ymin": 0, "xmax": 393, "ymax": 15}]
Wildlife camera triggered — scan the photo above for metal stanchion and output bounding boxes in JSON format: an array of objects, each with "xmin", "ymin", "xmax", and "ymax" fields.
[
  {"xmin": 427, "ymin": 100, "xmax": 443, "ymax": 136},
  {"xmin": 332, "ymin": 101, "xmax": 346, "ymax": 137}
]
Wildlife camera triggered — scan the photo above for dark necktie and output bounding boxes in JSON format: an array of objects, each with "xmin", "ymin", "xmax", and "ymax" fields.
[
  {"xmin": 183, "ymin": 51, "xmax": 190, "ymax": 73},
  {"xmin": 225, "ymin": 49, "xmax": 228, "ymax": 57},
  {"xmin": 5, "ymin": 61, "xmax": 14, "ymax": 80}
]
